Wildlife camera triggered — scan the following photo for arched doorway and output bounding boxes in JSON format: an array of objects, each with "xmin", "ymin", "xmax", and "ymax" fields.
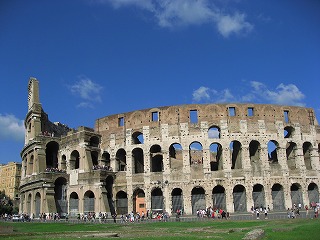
[
  {"xmin": 291, "ymin": 183, "xmax": 303, "ymax": 207},
  {"xmin": 69, "ymin": 192, "xmax": 79, "ymax": 217},
  {"xmin": 105, "ymin": 176, "xmax": 115, "ymax": 214},
  {"xmin": 46, "ymin": 141, "xmax": 59, "ymax": 169},
  {"xmin": 271, "ymin": 183, "xmax": 285, "ymax": 210},
  {"xmin": 133, "ymin": 189, "xmax": 145, "ymax": 214},
  {"xmin": 171, "ymin": 188, "xmax": 183, "ymax": 214},
  {"xmin": 54, "ymin": 177, "xmax": 68, "ymax": 216},
  {"xmin": 252, "ymin": 184, "xmax": 265, "ymax": 208},
  {"xmin": 308, "ymin": 183, "xmax": 319, "ymax": 204},
  {"xmin": 233, "ymin": 185, "xmax": 246, "ymax": 212},
  {"xmin": 84, "ymin": 190, "xmax": 95, "ymax": 213},
  {"xmin": 191, "ymin": 187, "xmax": 206, "ymax": 215},
  {"xmin": 35, "ymin": 192, "xmax": 41, "ymax": 217},
  {"xmin": 151, "ymin": 188, "xmax": 164, "ymax": 211},
  {"xmin": 212, "ymin": 185, "xmax": 226, "ymax": 210},
  {"xmin": 116, "ymin": 191, "xmax": 128, "ymax": 215}
]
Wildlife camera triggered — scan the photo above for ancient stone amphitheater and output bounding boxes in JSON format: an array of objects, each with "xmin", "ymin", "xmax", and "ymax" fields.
[{"xmin": 19, "ymin": 78, "xmax": 320, "ymax": 217}]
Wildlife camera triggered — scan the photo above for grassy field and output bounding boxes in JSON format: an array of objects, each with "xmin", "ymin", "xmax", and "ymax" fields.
[{"xmin": 0, "ymin": 218, "xmax": 319, "ymax": 239}]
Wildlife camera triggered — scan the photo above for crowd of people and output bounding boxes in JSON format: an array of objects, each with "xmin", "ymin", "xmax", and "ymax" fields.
[
  {"xmin": 44, "ymin": 168, "xmax": 66, "ymax": 173},
  {"xmin": 196, "ymin": 206, "xmax": 230, "ymax": 219}
]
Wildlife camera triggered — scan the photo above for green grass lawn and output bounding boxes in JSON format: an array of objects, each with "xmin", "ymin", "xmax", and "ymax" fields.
[{"xmin": 0, "ymin": 218, "xmax": 319, "ymax": 239}]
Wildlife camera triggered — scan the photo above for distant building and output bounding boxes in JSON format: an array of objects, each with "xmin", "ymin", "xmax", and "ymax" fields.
[
  {"xmin": 19, "ymin": 77, "xmax": 320, "ymax": 217},
  {"xmin": 0, "ymin": 162, "xmax": 22, "ymax": 200}
]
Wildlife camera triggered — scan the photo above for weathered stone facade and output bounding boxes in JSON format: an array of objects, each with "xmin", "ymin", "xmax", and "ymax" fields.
[{"xmin": 19, "ymin": 77, "xmax": 320, "ymax": 217}]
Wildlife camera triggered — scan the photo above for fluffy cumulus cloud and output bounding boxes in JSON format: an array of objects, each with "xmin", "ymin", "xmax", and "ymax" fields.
[
  {"xmin": 0, "ymin": 114, "xmax": 25, "ymax": 141},
  {"xmin": 192, "ymin": 81, "xmax": 306, "ymax": 106},
  {"xmin": 70, "ymin": 76, "xmax": 103, "ymax": 108},
  {"xmin": 98, "ymin": 0, "xmax": 253, "ymax": 37}
]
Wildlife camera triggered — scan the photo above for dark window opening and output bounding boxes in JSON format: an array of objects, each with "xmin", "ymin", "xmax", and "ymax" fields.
[
  {"xmin": 228, "ymin": 107, "xmax": 236, "ymax": 117},
  {"xmin": 118, "ymin": 117, "xmax": 124, "ymax": 127}
]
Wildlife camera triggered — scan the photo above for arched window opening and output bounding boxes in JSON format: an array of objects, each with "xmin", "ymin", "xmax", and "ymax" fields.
[
  {"xmin": 171, "ymin": 188, "xmax": 183, "ymax": 214},
  {"xmin": 54, "ymin": 177, "xmax": 68, "ymax": 216},
  {"xmin": 133, "ymin": 189, "xmax": 145, "ymax": 214},
  {"xmin": 151, "ymin": 188, "xmax": 164, "ymax": 212},
  {"xmin": 101, "ymin": 151, "xmax": 111, "ymax": 167},
  {"xmin": 249, "ymin": 140, "xmax": 261, "ymax": 173},
  {"xmin": 303, "ymin": 142, "xmax": 313, "ymax": 170},
  {"xmin": 191, "ymin": 187, "xmax": 206, "ymax": 215},
  {"xmin": 132, "ymin": 148, "xmax": 144, "ymax": 174},
  {"xmin": 150, "ymin": 145, "xmax": 163, "ymax": 172},
  {"xmin": 189, "ymin": 142, "xmax": 203, "ymax": 165},
  {"xmin": 210, "ymin": 143, "xmax": 223, "ymax": 171},
  {"xmin": 69, "ymin": 192, "xmax": 79, "ymax": 217},
  {"xmin": 290, "ymin": 183, "xmax": 303, "ymax": 207},
  {"xmin": 132, "ymin": 131, "xmax": 144, "ymax": 144},
  {"xmin": 169, "ymin": 143, "xmax": 183, "ymax": 171},
  {"xmin": 91, "ymin": 151, "xmax": 99, "ymax": 166},
  {"xmin": 116, "ymin": 149, "xmax": 126, "ymax": 171},
  {"xmin": 89, "ymin": 136, "xmax": 99, "ymax": 147},
  {"xmin": 233, "ymin": 185, "xmax": 246, "ymax": 212},
  {"xmin": 70, "ymin": 150, "xmax": 80, "ymax": 170},
  {"xmin": 272, "ymin": 184, "xmax": 285, "ymax": 210},
  {"xmin": 284, "ymin": 126, "xmax": 294, "ymax": 138},
  {"xmin": 212, "ymin": 185, "xmax": 226, "ymax": 210},
  {"xmin": 27, "ymin": 193, "xmax": 32, "ymax": 214},
  {"xmin": 84, "ymin": 190, "xmax": 95, "ymax": 213},
  {"xmin": 268, "ymin": 141, "xmax": 279, "ymax": 164},
  {"xmin": 27, "ymin": 155, "xmax": 34, "ymax": 175},
  {"xmin": 286, "ymin": 142, "xmax": 297, "ymax": 170},
  {"xmin": 230, "ymin": 141, "xmax": 242, "ymax": 169},
  {"xmin": 61, "ymin": 155, "xmax": 66, "ymax": 170},
  {"xmin": 208, "ymin": 126, "xmax": 220, "ymax": 139},
  {"xmin": 252, "ymin": 184, "xmax": 265, "ymax": 209},
  {"xmin": 46, "ymin": 141, "xmax": 59, "ymax": 169},
  {"xmin": 116, "ymin": 191, "xmax": 128, "ymax": 215}
]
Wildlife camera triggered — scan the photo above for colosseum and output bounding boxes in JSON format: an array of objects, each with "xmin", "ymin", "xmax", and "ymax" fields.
[{"xmin": 19, "ymin": 77, "xmax": 320, "ymax": 217}]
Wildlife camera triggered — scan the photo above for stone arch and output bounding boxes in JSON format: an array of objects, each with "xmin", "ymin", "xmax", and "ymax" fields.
[
  {"xmin": 61, "ymin": 154, "xmax": 66, "ymax": 170},
  {"xmin": 233, "ymin": 184, "xmax": 246, "ymax": 212},
  {"xmin": 252, "ymin": 184, "xmax": 265, "ymax": 208},
  {"xmin": 268, "ymin": 140, "xmax": 279, "ymax": 164},
  {"xmin": 84, "ymin": 190, "xmax": 95, "ymax": 213},
  {"xmin": 105, "ymin": 175, "xmax": 115, "ymax": 214},
  {"xmin": 150, "ymin": 144, "xmax": 163, "ymax": 172},
  {"xmin": 230, "ymin": 141, "xmax": 242, "ymax": 169},
  {"xmin": 284, "ymin": 126, "xmax": 294, "ymax": 138},
  {"xmin": 272, "ymin": 183, "xmax": 285, "ymax": 210},
  {"xmin": 308, "ymin": 183, "xmax": 319, "ymax": 204},
  {"xmin": 191, "ymin": 186, "xmax": 206, "ymax": 214},
  {"xmin": 91, "ymin": 150, "xmax": 99, "ymax": 166},
  {"xmin": 249, "ymin": 140, "xmax": 261, "ymax": 173},
  {"xmin": 189, "ymin": 141, "xmax": 203, "ymax": 165},
  {"xmin": 133, "ymin": 188, "xmax": 145, "ymax": 214},
  {"xmin": 116, "ymin": 149, "xmax": 126, "ymax": 171},
  {"xmin": 101, "ymin": 151, "xmax": 110, "ymax": 167},
  {"xmin": 290, "ymin": 183, "xmax": 303, "ymax": 207},
  {"xmin": 27, "ymin": 193, "xmax": 32, "ymax": 215},
  {"xmin": 116, "ymin": 191, "xmax": 128, "ymax": 215},
  {"xmin": 151, "ymin": 188, "xmax": 164, "ymax": 211},
  {"xmin": 70, "ymin": 150, "xmax": 80, "ymax": 170},
  {"xmin": 132, "ymin": 148, "xmax": 144, "ymax": 174},
  {"xmin": 46, "ymin": 141, "xmax": 59, "ymax": 169},
  {"xmin": 171, "ymin": 188, "xmax": 183, "ymax": 213},
  {"xmin": 35, "ymin": 192, "xmax": 41, "ymax": 217},
  {"xmin": 208, "ymin": 126, "xmax": 220, "ymax": 139},
  {"xmin": 210, "ymin": 143, "xmax": 223, "ymax": 171},
  {"xmin": 303, "ymin": 142, "xmax": 313, "ymax": 170},
  {"xmin": 169, "ymin": 143, "xmax": 183, "ymax": 171},
  {"xmin": 286, "ymin": 142, "xmax": 298, "ymax": 170},
  {"xmin": 27, "ymin": 154, "xmax": 34, "ymax": 175},
  {"xmin": 54, "ymin": 177, "xmax": 68, "ymax": 215},
  {"xmin": 132, "ymin": 131, "xmax": 144, "ymax": 144},
  {"xmin": 69, "ymin": 192, "xmax": 79, "ymax": 217},
  {"xmin": 212, "ymin": 185, "xmax": 226, "ymax": 210}
]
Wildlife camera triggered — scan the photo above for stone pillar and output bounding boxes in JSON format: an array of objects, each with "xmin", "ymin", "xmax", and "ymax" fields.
[
  {"xmin": 184, "ymin": 191, "xmax": 192, "ymax": 215},
  {"xmin": 225, "ymin": 186, "xmax": 234, "ymax": 213}
]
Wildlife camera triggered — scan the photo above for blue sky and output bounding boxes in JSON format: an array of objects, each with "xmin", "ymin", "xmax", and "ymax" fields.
[{"xmin": 0, "ymin": 0, "xmax": 319, "ymax": 164}]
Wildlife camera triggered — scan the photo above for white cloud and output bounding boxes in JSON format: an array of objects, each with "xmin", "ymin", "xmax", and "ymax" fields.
[
  {"xmin": 192, "ymin": 81, "xmax": 306, "ymax": 106},
  {"xmin": 98, "ymin": 0, "xmax": 253, "ymax": 37},
  {"xmin": 0, "ymin": 114, "xmax": 25, "ymax": 141},
  {"xmin": 70, "ymin": 76, "xmax": 103, "ymax": 108}
]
